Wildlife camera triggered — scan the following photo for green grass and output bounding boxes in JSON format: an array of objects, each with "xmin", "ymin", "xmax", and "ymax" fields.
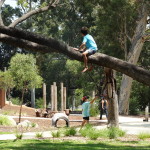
[
  {"xmin": 107, "ymin": 127, "xmax": 126, "ymax": 139},
  {"xmin": 80, "ymin": 125, "xmax": 126, "ymax": 140},
  {"xmin": 0, "ymin": 139, "xmax": 150, "ymax": 150},
  {"xmin": 0, "ymin": 132, "xmax": 14, "ymax": 134},
  {"xmin": 138, "ymin": 133, "xmax": 150, "ymax": 140}
]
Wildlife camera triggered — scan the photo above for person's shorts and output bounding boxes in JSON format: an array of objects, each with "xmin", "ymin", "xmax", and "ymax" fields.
[
  {"xmin": 84, "ymin": 49, "xmax": 97, "ymax": 55},
  {"xmin": 83, "ymin": 116, "xmax": 89, "ymax": 120}
]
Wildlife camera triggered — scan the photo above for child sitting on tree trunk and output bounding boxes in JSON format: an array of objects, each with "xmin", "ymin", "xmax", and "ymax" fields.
[{"xmin": 74, "ymin": 27, "xmax": 98, "ymax": 73}]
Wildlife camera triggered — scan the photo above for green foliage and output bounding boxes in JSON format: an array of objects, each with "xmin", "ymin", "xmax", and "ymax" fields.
[
  {"xmin": 8, "ymin": 53, "xmax": 43, "ymax": 90},
  {"xmin": 51, "ymin": 130, "xmax": 61, "ymax": 138},
  {"xmin": 98, "ymin": 129, "xmax": 108, "ymax": 138},
  {"xmin": 74, "ymin": 89, "xmax": 84, "ymax": 108},
  {"xmin": 66, "ymin": 60, "xmax": 82, "ymax": 75},
  {"xmin": 64, "ymin": 127, "xmax": 77, "ymax": 136},
  {"xmin": 1, "ymin": 139, "xmax": 150, "ymax": 149},
  {"xmin": 35, "ymin": 98, "xmax": 44, "ymax": 109},
  {"xmin": 0, "ymin": 70, "xmax": 15, "ymax": 90},
  {"xmin": 87, "ymin": 128, "xmax": 100, "ymax": 140},
  {"xmin": 15, "ymin": 133, "xmax": 23, "ymax": 140},
  {"xmin": 11, "ymin": 97, "xmax": 20, "ymax": 105},
  {"xmin": 35, "ymin": 132, "xmax": 43, "ymax": 138},
  {"xmin": 138, "ymin": 133, "xmax": 150, "ymax": 140},
  {"xmin": 130, "ymin": 81, "xmax": 150, "ymax": 112},
  {"xmin": 79, "ymin": 124, "xmax": 93, "ymax": 137},
  {"xmin": 107, "ymin": 127, "xmax": 126, "ymax": 139},
  {"xmin": 31, "ymin": 123, "xmax": 36, "ymax": 128},
  {"xmin": 129, "ymin": 97, "xmax": 140, "ymax": 115},
  {"xmin": 90, "ymin": 103, "xmax": 99, "ymax": 117},
  {"xmin": 0, "ymin": 115, "xmax": 12, "ymax": 126}
]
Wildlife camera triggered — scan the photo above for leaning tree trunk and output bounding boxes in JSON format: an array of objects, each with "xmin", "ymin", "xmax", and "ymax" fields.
[
  {"xmin": 119, "ymin": 2, "xmax": 147, "ymax": 115},
  {"xmin": 104, "ymin": 68, "xmax": 119, "ymax": 127}
]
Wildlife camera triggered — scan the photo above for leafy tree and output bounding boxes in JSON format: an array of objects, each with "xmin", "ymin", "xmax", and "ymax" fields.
[
  {"xmin": 0, "ymin": 70, "xmax": 15, "ymax": 101},
  {"xmin": 8, "ymin": 53, "xmax": 43, "ymax": 122},
  {"xmin": 0, "ymin": 0, "xmax": 150, "ymax": 127}
]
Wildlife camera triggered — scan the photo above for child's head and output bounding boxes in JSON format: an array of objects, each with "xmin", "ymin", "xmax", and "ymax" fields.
[
  {"xmin": 81, "ymin": 26, "xmax": 88, "ymax": 35},
  {"xmin": 82, "ymin": 96, "xmax": 89, "ymax": 102}
]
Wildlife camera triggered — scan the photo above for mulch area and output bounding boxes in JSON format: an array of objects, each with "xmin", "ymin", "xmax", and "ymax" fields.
[{"xmin": 0, "ymin": 104, "xmax": 106, "ymax": 133}]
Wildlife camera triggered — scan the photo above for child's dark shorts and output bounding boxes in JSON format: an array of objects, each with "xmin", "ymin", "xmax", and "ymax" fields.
[
  {"xmin": 83, "ymin": 116, "xmax": 89, "ymax": 120},
  {"xmin": 85, "ymin": 49, "xmax": 97, "ymax": 55}
]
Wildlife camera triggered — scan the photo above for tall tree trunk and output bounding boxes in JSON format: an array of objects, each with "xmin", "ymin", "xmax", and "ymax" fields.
[
  {"xmin": 104, "ymin": 68, "xmax": 119, "ymax": 127},
  {"xmin": 107, "ymin": 92, "xmax": 119, "ymax": 127},
  {"xmin": 119, "ymin": 2, "xmax": 147, "ymax": 115}
]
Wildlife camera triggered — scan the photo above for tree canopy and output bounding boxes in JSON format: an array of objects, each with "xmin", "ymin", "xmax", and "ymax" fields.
[{"xmin": 0, "ymin": 0, "xmax": 149, "ymax": 87}]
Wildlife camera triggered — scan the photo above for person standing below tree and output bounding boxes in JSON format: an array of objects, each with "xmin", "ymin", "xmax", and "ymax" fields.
[
  {"xmin": 80, "ymin": 95, "xmax": 98, "ymax": 129},
  {"xmin": 99, "ymin": 97, "xmax": 108, "ymax": 120},
  {"xmin": 74, "ymin": 26, "xmax": 98, "ymax": 73}
]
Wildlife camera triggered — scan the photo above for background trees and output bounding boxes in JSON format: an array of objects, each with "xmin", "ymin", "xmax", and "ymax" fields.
[{"xmin": 0, "ymin": 0, "xmax": 149, "ymax": 116}]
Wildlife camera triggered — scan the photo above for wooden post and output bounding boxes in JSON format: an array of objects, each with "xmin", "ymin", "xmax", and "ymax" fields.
[
  {"xmin": 145, "ymin": 105, "xmax": 149, "ymax": 122},
  {"xmin": 0, "ymin": 89, "xmax": 5, "ymax": 108},
  {"xmin": 54, "ymin": 85, "xmax": 57, "ymax": 111},
  {"xmin": 63, "ymin": 87, "xmax": 66, "ymax": 110},
  {"xmin": 53, "ymin": 82, "xmax": 57, "ymax": 111},
  {"xmin": 61, "ymin": 82, "xmax": 64, "ymax": 111},
  {"xmin": 31, "ymin": 88, "xmax": 35, "ymax": 108},
  {"xmin": 43, "ymin": 83, "xmax": 46, "ymax": 110},
  {"xmin": 51, "ymin": 85, "xmax": 54, "ymax": 111}
]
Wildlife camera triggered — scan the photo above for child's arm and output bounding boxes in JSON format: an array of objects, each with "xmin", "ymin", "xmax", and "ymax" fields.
[
  {"xmin": 79, "ymin": 43, "xmax": 86, "ymax": 50},
  {"xmin": 90, "ymin": 96, "xmax": 98, "ymax": 104}
]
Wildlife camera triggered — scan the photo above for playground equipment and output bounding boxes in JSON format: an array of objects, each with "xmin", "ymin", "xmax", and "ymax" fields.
[{"xmin": 51, "ymin": 112, "xmax": 69, "ymax": 127}]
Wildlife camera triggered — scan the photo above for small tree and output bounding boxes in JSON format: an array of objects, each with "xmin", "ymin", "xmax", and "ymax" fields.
[
  {"xmin": 0, "ymin": 70, "xmax": 15, "ymax": 102},
  {"xmin": 8, "ymin": 53, "xmax": 43, "ymax": 123}
]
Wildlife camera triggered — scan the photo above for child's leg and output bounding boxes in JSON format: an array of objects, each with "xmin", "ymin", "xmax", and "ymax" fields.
[
  {"xmin": 82, "ymin": 51, "xmax": 89, "ymax": 72},
  {"xmin": 88, "ymin": 64, "xmax": 94, "ymax": 71},
  {"xmin": 80, "ymin": 119, "xmax": 87, "ymax": 129}
]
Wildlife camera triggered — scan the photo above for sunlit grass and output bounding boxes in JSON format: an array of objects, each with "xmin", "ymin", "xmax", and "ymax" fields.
[{"xmin": 0, "ymin": 139, "xmax": 150, "ymax": 150}]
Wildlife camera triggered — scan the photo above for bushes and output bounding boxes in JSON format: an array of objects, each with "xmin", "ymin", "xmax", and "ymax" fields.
[
  {"xmin": 0, "ymin": 115, "xmax": 16, "ymax": 126},
  {"xmin": 35, "ymin": 98, "xmax": 44, "ymax": 109},
  {"xmin": 79, "ymin": 125, "xmax": 126, "ymax": 140},
  {"xmin": 107, "ymin": 127, "xmax": 126, "ymax": 139},
  {"xmin": 64, "ymin": 127, "xmax": 77, "ymax": 136},
  {"xmin": 90, "ymin": 103, "xmax": 99, "ymax": 117},
  {"xmin": 11, "ymin": 97, "xmax": 20, "ymax": 105},
  {"xmin": 138, "ymin": 133, "xmax": 150, "ymax": 140},
  {"xmin": 35, "ymin": 132, "xmax": 43, "ymax": 138},
  {"xmin": 51, "ymin": 130, "xmax": 61, "ymax": 138},
  {"xmin": 129, "ymin": 97, "xmax": 140, "ymax": 115}
]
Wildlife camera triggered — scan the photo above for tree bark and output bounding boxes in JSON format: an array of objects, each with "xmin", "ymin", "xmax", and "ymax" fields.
[
  {"xmin": 119, "ymin": 2, "xmax": 148, "ymax": 115},
  {"xmin": 104, "ymin": 68, "xmax": 119, "ymax": 127},
  {"xmin": 0, "ymin": 26, "xmax": 150, "ymax": 86}
]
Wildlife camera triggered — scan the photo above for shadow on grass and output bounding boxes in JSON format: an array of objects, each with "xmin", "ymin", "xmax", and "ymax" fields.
[{"xmin": 0, "ymin": 139, "xmax": 150, "ymax": 150}]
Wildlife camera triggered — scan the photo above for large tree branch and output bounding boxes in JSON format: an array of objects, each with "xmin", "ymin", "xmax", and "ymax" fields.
[
  {"xmin": 9, "ymin": 0, "xmax": 60, "ymax": 27},
  {"xmin": 0, "ymin": 0, "xmax": 5, "ymax": 26},
  {"xmin": 0, "ymin": 26, "xmax": 150, "ymax": 86},
  {"xmin": 0, "ymin": 34, "xmax": 55, "ymax": 53}
]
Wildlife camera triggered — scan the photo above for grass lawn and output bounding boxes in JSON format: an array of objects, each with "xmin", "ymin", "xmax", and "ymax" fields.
[{"xmin": 0, "ymin": 139, "xmax": 150, "ymax": 150}]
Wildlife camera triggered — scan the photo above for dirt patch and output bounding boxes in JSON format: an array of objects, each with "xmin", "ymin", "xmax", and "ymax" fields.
[{"xmin": 0, "ymin": 104, "xmax": 106, "ymax": 133}]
